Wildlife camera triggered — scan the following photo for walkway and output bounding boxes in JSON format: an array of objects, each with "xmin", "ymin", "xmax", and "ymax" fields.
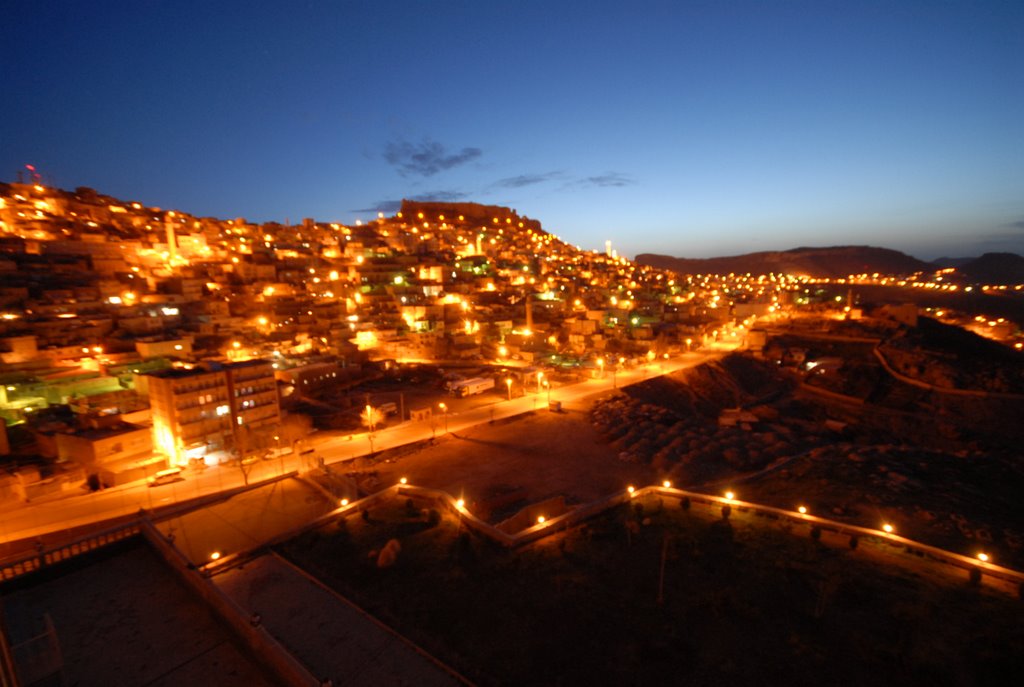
[{"xmin": 212, "ymin": 553, "xmax": 468, "ymax": 686}]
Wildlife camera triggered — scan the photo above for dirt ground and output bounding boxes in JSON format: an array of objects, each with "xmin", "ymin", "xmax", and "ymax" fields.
[
  {"xmin": 358, "ymin": 394, "xmax": 656, "ymax": 519},
  {"xmin": 280, "ymin": 492, "xmax": 1024, "ymax": 687},
  {"xmin": 157, "ymin": 477, "xmax": 335, "ymax": 564}
]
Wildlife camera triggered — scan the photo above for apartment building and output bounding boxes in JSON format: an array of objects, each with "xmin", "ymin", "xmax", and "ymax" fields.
[{"xmin": 144, "ymin": 359, "xmax": 279, "ymax": 465}]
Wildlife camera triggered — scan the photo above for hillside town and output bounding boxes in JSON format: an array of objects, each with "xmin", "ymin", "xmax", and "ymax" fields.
[
  {"xmin": 0, "ymin": 181, "xmax": 762, "ymax": 492},
  {"xmin": 0, "ymin": 180, "xmax": 1020, "ymax": 505}
]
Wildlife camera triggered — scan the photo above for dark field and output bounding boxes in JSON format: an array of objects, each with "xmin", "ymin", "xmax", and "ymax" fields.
[{"xmin": 279, "ymin": 493, "xmax": 1023, "ymax": 687}]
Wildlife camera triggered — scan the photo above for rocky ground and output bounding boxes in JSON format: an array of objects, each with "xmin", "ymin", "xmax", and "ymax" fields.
[{"xmin": 590, "ymin": 352, "xmax": 1024, "ymax": 568}]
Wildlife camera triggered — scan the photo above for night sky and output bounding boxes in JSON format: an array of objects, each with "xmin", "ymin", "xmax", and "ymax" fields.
[{"xmin": 3, "ymin": 1, "xmax": 1023, "ymax": 259}]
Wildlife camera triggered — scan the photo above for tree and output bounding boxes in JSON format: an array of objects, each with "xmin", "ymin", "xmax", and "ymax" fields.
[
  {"xmin": 361, "ymin": 405, "xmax": 384, "ymax": 455},
  {"xmin": 361, "ymin": 405, "xmax": 384, "ymax": 432},
  {"xmin": 233, "ymin": 424, "xmax": 257, "ymax": 485},
  {"xmin": 279, "ymin": 412, "xmax": 313, "ymax": 452}
]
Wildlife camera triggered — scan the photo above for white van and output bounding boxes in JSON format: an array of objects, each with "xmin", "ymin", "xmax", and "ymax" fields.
[{"xmin": 148, "ymin": 467, "xmax": 183, "ymax": 487}]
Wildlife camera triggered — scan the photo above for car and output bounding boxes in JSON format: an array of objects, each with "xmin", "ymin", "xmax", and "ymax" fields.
[{"xmin": 148, "ymin": 467, "xmax": 184, "ymax": 487}]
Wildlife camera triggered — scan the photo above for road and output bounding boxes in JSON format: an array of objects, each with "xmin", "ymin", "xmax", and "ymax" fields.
[{"xmin": 0, "ymin": 347, "xmax": 731, "ymax": 548}]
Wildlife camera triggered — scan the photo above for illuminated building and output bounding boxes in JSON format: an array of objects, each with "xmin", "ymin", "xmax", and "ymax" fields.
[{"xmin": 144, "ymin": 360, "xmax": 279, "ymax": 466}]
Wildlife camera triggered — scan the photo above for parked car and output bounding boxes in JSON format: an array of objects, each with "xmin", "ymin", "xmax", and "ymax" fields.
[{"xmin": 148, "ymin": 467, "xmax": 184, "ymax": 487}]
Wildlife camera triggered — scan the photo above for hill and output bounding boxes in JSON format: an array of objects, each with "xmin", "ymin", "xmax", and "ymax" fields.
[
  {"xmin": 636, "ymin": 245, "xmax": 931, "ymax": 278},
  {"xmin": 954, "ymin": 252, "xmax": 1024, "ymax": 284}
]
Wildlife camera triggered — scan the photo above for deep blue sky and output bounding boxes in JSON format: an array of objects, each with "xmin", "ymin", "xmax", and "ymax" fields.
[{"xmin": 3, "ymin": 1, "xmax": 1023, "ymax": 259}]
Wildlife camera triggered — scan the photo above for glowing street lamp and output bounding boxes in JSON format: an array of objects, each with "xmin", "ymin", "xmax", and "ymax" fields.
[
  {"xmin": 505, "ymin": 377, "xmax": 512, "ymax": 401},
  {"xmin": 536, "ymin": 371, "xmax": 544, "ymax": 394},
  {"xmin": 597, "ymin": 357, "xmax": 605, "ymax": 378},
  {"xmin": 882, "ymin": 523, "xmax": 895, "ymax": 534},
  {"xmin": 438, "ymin": 402, "xmax": 448, "ymax": 433}
]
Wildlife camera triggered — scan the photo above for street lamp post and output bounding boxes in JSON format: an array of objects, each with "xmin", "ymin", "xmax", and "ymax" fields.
[
  {"xmin": 505, "ymin": 377, "xmax": 512, "ymax": 401},
  {"xmin": 365, "ymin": 404, "xmax": 377, "ymax": 455},
  {"xmin": 438, "ymin": 402, "xmax": 448, "ymax": 434},
  {"xmin": 606, "ymin": 356, "xmax": 625, "ymax": 389},
  {"xmin": 536, "ymin": 371, "xmax": 544, "ymax": 394}
]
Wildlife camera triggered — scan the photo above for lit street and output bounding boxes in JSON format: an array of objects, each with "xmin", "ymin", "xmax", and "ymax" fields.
[{"xmin": 0, "ymin": 348, "xmax": 729, "ymax": 548}]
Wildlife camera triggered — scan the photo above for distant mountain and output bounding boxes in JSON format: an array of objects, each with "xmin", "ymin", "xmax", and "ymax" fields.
[
  {"xmin": 950, "ymin": 252, "xmax": 1024, "ymax": 284},
  {"xmin": 635, "ymin": 246, "xmax": 931, "ymax": 279}
]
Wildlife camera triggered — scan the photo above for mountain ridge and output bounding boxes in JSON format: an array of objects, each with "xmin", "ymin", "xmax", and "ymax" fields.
[{"xmin": 635, "ymin": 245, "xmax": 932, "ymax": 279}]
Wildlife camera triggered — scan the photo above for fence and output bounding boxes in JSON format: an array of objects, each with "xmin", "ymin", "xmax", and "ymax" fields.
[
  {"xmin": 231, "ymin": 480, "xmax": 1024, "ymax": 593},
  {"xmin": 0, "ymin": 521, "xmax": 140, "ymax": 583}
]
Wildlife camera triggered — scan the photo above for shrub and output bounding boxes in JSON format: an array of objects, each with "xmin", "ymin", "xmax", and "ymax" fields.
[
  {"xmin": 680, "ymin": 496, "xmax": 691, "ymax": 511},
  {"xmin": 810, "ymin": 526, "xmax": 822, "ymax": 541},
  {"xmin": 968, "ymin": 567, "xmax": 982, "ymax": 586},
  {"xmin": 721, "ymin": 504, "xmax": 731, "ymax": 519}
]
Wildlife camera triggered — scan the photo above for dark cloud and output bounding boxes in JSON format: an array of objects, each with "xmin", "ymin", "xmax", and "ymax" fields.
[
  {"xmin": 579, "ymin": 172, "xmax": 634, "ymax": 188},
  {"xmin": 383, "ymin": 138, "xmax": 482, "ymax": 177},
  {"xmin": 352, "ymin": 190, "xmax": 469, "ymax": 215},
  {"xmin": 560, "ymin": 172, "xmax": 636, "ymax": 190},
  {"xmin": 1002, "ymin": 219, "xmax": 1024, "ymax": 231},
  {"xmin": 492, "ymin": 171, "xmax": 562, "ymax": 189}
]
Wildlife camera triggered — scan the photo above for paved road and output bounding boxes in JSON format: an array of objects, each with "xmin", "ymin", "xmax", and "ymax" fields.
[{"xmin": 0, "ymin": 347, "xmax": 732, "ymax": 546}]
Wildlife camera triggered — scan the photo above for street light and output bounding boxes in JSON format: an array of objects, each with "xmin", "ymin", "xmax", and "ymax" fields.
[
  {"xmin": 505, "ymin": 377, "xmax": 512, "ymax": 401},
  {"xmin": 438, "ymin": 402, "xmax": 448, "ymax": 433},
  {"xmin": 536, "ymin": 371, "xmax": 544, "ymax": 394},
  {"xmin": 597, "ymin": 357, "xmax": 605, "ymax": 378}
]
